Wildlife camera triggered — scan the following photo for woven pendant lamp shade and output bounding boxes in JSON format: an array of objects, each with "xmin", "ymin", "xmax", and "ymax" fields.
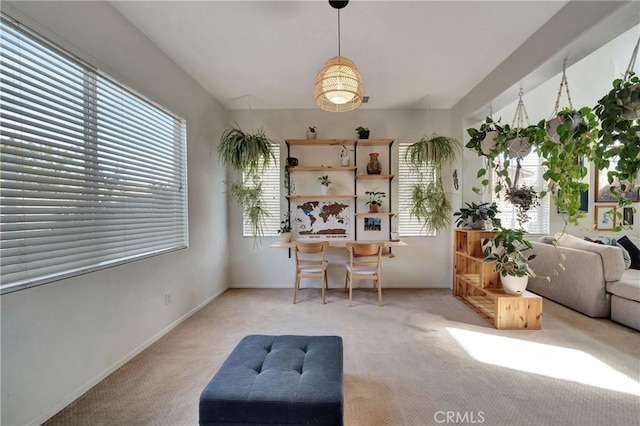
[{"xmin": 315, "ymin": 55, "xmax": 363, "ymax": 112}]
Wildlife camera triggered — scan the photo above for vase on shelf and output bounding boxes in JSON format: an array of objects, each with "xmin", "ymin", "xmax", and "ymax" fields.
[
  {"xmin": 366, "ymin": 152, "xmax": 382, "ymax": 175},
  {"xmin": 321, "ymin": 185, "xmax": 329, "ymax": 196}
]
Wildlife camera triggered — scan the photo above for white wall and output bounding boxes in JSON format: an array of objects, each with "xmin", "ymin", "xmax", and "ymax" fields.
[
  {"xmin": 226, "ymin": 109, "xmax": 459, "ymax": 289},
  {"xmin": 0, "ymin": 2, "xmax": 228, "ymax": 425}
]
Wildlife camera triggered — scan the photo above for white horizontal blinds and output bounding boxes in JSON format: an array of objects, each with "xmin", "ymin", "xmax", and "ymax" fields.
[
  {"xmin": 0, "ymin": 18, "xmax": 188, "ymax": 292},
  {"xmin": 242, "ymin": 142, "xmax": 279, "ymax": 237},
  {"xmin": 491, "ymin": 149, "xmax": 550, "ymax": 234},
  {"xmin": 398, "ymin": 142, "xmax": 434, "ymax": 237}
]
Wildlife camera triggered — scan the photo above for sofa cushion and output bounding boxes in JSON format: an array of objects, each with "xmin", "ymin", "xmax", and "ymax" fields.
[
  {"xmin": 554, "ymin": 233, "xmax": 625, "ymax": 282},
  {"xmin": 606, "ymin": 269, "xmax": 640, "ymax": 302},
  {"xmin": 585, "ymin": 237, "xmax": 631, "ymax": 269},
  {"xmin": 617, "ymin": 236, "xmax": 640, "ymax": 270}
]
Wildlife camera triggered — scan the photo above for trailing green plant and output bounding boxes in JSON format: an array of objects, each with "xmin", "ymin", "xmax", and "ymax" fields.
[
  {"xmin": 466, "ymin": 116, "xmax": 505, "ymax": 157},
  {"xmin": 404, "ymin": 133, "xmax": 461, "ymax": 232},
  {"xmin": 593, "ymin": 72, "xmax": 640, "ymax": 207},
  {"xmin": 365, "ymin": 191, "xmax": 385, "ymax": 207},
  {"xmin": 453, "ymin": 202, "xmax": 500, "ymax": 229},
  {"xmin": 229, "ymin": 175, "xmax": 270, "ymax": 247},
  {"xmin": 482, "ymin": 226, "xmax": 536, "ymax": 278},
  {"xmin": 505, "ymin": 186, "xmax": 540, "ymax": 229},
  {"xmin": 539, "ymin": 106, "xmax": 597, "ymax": 226},
  {"xmin": 218, "ymin": 126, "xmax": 276, "ymax": 243},
  {"xmin": 409, "ymin": 179, "xmax": 452, "ymax": 233},
  {"xmin": 278, "ymin": 211, "xmax": 292, "ymax": 234}
]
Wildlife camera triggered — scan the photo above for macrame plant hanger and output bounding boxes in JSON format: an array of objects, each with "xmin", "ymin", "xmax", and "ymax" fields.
[
  {"xmin": 510, "ymin": 88, "xmax": 530, "ymax": 187},
  {"xmin": 624, "ymin": 34, "xmax": 640, "ymax": 80},
  {"xmin": 549, "ymin": 59, "xmax": 574, "ymax": 119}
]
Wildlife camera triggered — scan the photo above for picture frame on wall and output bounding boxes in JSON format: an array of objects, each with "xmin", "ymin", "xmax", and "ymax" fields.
[
  {"xmin": 623, "ymin": 207, "xmax": 635, "ymax": 226},
  {"xmin": 595, "ymin": 168, "xmax": 640, "ymax": 203},
  {"xmin": 594, "ymin": 205, "xmax": 617, "ymax": 231}
]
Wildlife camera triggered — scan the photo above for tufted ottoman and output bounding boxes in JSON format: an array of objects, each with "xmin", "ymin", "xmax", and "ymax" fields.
[{"xmin": 199, "ymin": 335, "xmax": 344, "ymax": 426}]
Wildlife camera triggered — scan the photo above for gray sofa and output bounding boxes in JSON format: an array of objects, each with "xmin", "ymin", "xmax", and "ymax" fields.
[{"xmin": 528, "ymin": 233, "xmax": 640, "ymax": 331}]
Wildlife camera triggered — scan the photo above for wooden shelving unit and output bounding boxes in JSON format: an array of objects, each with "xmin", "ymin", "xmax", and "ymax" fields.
[{"xmin": 453, "ymin": 229, "xmax": 542, "ymax": 330}]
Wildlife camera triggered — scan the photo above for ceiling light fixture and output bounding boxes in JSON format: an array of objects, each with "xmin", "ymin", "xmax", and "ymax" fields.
[{"xmin": 314, "ymin": 0, "xmax": 363, "ymax": 112}]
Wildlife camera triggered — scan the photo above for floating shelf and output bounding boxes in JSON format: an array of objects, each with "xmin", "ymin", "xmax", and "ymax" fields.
[
  {"xmin": 355, "ymin": 212, "xmax": 395, "ymax": 218},
  {"xmin": 285, "ymin": 139, "xmax": 394, "ymax": 146},
  {"xmin": 290, "ymin": 166, "xmax": 357, "ymax": 172},
  {"xmin": 286, "ymin": 195, "xmax": 357, "ymax": 200},
  {"xmin": 356, "ymin": 174, "xmax": 395, "ymax": 180}
]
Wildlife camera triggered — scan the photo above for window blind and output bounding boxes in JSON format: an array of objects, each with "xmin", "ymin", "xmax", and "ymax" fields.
[
  {"xmin": 0, "ymin": 17, "xmax": 188, "ymax": 293},
  {"xmin": 242, "ymin": 142, "xmax": 279, "ymax": 237},
  {"xmin": 398, "ymin": 141, "xmax": 435, "ymax": 237},
  {"xmin": 491, "ymin": 149, "xmax": 550, "ymax": 234}
]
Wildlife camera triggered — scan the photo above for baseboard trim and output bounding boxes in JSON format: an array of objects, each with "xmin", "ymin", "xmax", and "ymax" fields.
[{"xmin": 32, "ymin": 286, "xmax": 227, "ymax": 426}]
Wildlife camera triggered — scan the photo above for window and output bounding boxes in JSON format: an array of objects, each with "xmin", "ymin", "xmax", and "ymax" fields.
[
  {"xmin": 490, "ymin": 149, "xmax": 550, "ymax": 234},
  {"xmin": 397, "ymin": 141, "xmax": 434, "ymax": 236},
  {"xmin": 241, "ymin": 142, "xmax": 280, "ymax": 237},
  {"xmin": 0, "ymin": 16, "xmax": 188, "ymax": 293}
]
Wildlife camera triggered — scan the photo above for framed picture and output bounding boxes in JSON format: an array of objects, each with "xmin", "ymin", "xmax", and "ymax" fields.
[
  {"xmin": 556, "ymin": 189, "xmax": 588, "ymax": 213},
  {"xmin": 594, "ymin": 205, "xmax": 617, "ymax": 231},
  {"xmin": 623, "ymin": 207, "xmax": 635, "ymax": 226},
  {"xmin": 595, "ymin": 168, "xmax": 640, "ymax": 202}
]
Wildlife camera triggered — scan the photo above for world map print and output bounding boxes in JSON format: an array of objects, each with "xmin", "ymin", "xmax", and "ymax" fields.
[{"xmin": 295, "ymin": 201, "xmax": 350, "ymax": 237}]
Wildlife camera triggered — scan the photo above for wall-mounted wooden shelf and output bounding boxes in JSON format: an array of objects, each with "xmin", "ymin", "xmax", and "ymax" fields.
[
  {"xmin": 289, "ymin": 166, "xmax": 357, "ymax": 172},
  {"xmin": 356, "ymin": 174, "xmax": 395, "ymax": 180},
  {"xmin": 286, "ymin": 195, "xmax": 357, "ymax": 200},
  {"xmin": 355, "ymin": 212, "xmax": 395, "ymax": 218},
  {"xmin": 285, "ymin": 139, "xmax": 356, "ymax": 146}
]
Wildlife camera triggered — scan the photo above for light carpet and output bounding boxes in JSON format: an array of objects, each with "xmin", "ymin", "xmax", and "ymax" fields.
[{"xmin": 45, "ymin": 288, "xmax": 640, "ymax": 426}]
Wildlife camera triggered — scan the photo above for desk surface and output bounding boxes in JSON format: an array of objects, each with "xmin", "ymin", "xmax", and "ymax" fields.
[{"xmin": 270, "ymin": 240, "xmax": 409, "ymax": 249}]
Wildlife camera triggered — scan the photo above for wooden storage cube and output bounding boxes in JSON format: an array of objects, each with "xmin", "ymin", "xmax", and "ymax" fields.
[
  {"xmin": 495, "ymin": 292, "xmax": 542, "ymax": 330},
  {"xmin": 464, "ymin": 230, "xmax": 497, "ymax": 258}
]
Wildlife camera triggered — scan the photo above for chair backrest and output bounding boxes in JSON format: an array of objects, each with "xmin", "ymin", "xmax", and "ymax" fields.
[
  {"xmin": 293, "ymin": 241, "xmax": 329, "ymax": 268},
  {"xmin": 346, "ymin": 242, "xmax": 383, "ymax": 272}
]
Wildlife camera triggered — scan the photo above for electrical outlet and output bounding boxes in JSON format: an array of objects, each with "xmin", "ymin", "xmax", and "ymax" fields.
[{"xmin": 164, "ymin": 292, "xmax": 171, "ymax": 305}]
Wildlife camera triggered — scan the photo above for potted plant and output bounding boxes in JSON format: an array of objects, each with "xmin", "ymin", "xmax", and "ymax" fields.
[
  {"xmin": 466, "ymin": 116, "xmax": 505, "ymax": 156},
  {"xmin": 390, "ymin": 215, "xmax": 400, "ymax": 241},
  {"xmin": 365, "ymin": 191, "xmax": 385, "ymax": 213},
  {"xmin": 284, "ymin": 157, "xmax": 298, "ymax": 194},
  {"xmin": 482, "ymin": 227, "xmax": 537, "ymax": 295},
  {"xmin": 306, "ymin": 126, "xmax": 317, "ymax": 139},
  {"xmin": 356, "ymin": 126, "xmax": 370, "ymax": 139},
  {"xmin": 218, "ymin": 126, "xmax": 276, "ymax": 245},
  {"xmin": 505, "ymin": 186, "xmax": 541, "ymax": 228},
  {"xmin": 454, "ymin": 202, "xmax": 500, "ymax": 230},
  {"xmin": 340, "ymin": 144, "xmax": 354, "ymax": 166},
  {"xmin": 593, "ymin": 72, "xmax": 640, "ymax": 202},
  {"xmin": 278, "ymin": 212, "xmax": 292, "ymax": 242},
  {"xmin": 318, "ymin": 174, "xmax": 331, "ymax": 195},
  {"xmin": 404, "ymin": 133, "xmax": 462, "ymax": 232},
  {"xmin": 539, "ymin": 106, "xmax": 597, "ymax": 226}
]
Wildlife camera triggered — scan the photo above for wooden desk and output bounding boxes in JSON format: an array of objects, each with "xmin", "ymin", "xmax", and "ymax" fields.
[{"xmin": 270, "ymin": 240, "xmax": 408, "ymax": 257}]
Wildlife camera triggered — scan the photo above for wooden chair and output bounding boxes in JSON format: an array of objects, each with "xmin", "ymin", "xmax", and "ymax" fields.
[
  {"xmin": 344, "ymin": 242, "xmax": 384, "ymax": 306},
  {"xmin": 293, "ymin": 241, "xmax": 330, "ymax": 304}
]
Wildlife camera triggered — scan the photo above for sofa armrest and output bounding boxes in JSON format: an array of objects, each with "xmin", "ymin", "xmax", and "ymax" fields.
[{"xmin": 528, "ymin": 241, "xmax": 610, "ymax": 317}]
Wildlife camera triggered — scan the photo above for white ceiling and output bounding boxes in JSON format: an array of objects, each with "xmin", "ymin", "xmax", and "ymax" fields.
[{"xmin": 111, "ymin": 1, "xmax": 576, "ymax": 110}]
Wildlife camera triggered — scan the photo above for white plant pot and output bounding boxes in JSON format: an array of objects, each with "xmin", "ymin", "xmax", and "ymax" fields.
[
  {"xmin": 390, "ymin": 232, "xmax": 400, "ymax": 241},
  {"xmin": 480, "ymin": 130, "xmax": 499, "ymax": 155},
  {"xmin": 341, "ymin": 156, "xmax": 350, "ymax": 166},
  {"xmin": 508, "ymin": 136, "xmax": 532, "ymax": 159},
  {"xmin": 467, "ymin": 218, "xmax": 485, "ymax": 230},
  {"xmin": 280, "ymin": 232, "xmax": 291, "ymax": 242},
  {"xmin": 501, "ymin": 274, "xmax": 529, "ymax": 295},
  {"xmin": 546, "ymin": 117, "xmax": 563, "ymax": 143},
  {"xmin": 321, "ymin": 185, "xmax": 329, "ymax": 196},
  {"xmin": 306, "ymin": 131, "xmax": 317, "ymax": 139},
  {"xmin": 621, "ymin": 83, "xmax": 640, "ymax": 120}
]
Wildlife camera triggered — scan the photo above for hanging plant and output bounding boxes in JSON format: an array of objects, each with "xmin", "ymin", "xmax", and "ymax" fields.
[
  {"xmin": 218, "ymin": 126, "xmax": 276, "ymax": 244},
  {"xmin": 593, "ymin": 36, "xmax": 640, "ymax": 206},
  {"xmin": 466, "ymin": 116, "xmax": 505, "ymax": 157},
  {"xmin": 404, "ymin": 133, "xmax": 461, "ymax": 232},
  {"xmin": 505, "ymin": 185, "xmax": 541, "ymax": 229}
]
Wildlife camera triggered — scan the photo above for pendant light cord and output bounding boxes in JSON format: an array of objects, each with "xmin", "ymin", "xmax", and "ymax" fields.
[{"xmin": 337, "ymin": 9, "xmax": 341, "ymax": 56}]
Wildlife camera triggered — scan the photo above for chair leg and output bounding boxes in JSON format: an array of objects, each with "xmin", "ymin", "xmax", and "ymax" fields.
[
  {"xmin": 344, "ymin": 271, "xmax": 348, "ymax": 291},
  {"xmin": 348, "ymin": 276, "xmax": 353, "ymax": 307},
  {"xmin": 377, "ymin": 278, "xmax": 382, "ymax": 306},
  {"xmin": 293, "ymin": 275, "xmax": 299, "ymax": 304},
  {"xmin": 322, "ymin": 271, "xmax": 327, "ymax": 304}
]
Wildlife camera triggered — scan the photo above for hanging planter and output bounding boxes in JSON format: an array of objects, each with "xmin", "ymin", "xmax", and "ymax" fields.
[
  {"xmin": 593, "ymin": 35, "xmax": 640, "ymax": 204},
  {"xmin": 466, "ymin": 116, "xmax": 504, "ymax": 157}
]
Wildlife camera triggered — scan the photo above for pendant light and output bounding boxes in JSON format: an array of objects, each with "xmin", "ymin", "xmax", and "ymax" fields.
[{"xmin": 314, "ymin": 0, "xmax": 364, "ymax": 112}]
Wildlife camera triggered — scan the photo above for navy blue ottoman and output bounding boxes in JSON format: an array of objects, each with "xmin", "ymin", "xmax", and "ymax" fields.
[{"xmin": 199, "ymin": 335, "xmax": 343, "ymax": 426}]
